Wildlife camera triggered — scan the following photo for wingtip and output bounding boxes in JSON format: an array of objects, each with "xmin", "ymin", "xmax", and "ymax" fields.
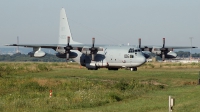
[{"xmin": 4, "ymin": 44, "xmax": 17, "ymax": 46}]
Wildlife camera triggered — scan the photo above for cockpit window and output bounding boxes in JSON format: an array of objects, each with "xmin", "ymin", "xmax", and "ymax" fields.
[
  {"xmin": 134, "ymin": 49, "xmax": 141, "ymax": 52},
  {"xmin": 128, "ymin": 48, "xmax": 134, "ymax": 53}
]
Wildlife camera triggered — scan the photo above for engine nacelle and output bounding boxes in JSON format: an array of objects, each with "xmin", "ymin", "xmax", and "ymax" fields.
[
  {"xmin": 152, "ymin": 47, "xmax": 177, "ymax": 59},
  {"xmin": 151, "ymin": 47, "xmax": 161, "ymax": 55},
  {"xmin": 56, "ymin": 52, "xmax": 78, "ymax": 58},
  {"xmin": 165, "ymin": 51, "xmax": 177, "ymax": 58},
  {"xmin": 81, "ymin": 46, "xmax": 91, "ymax": 55},
  {"xmin": 56, "ymin": 46, "xmax": 65, "ymax": 54},
  {"xmin": 28, "ymin": 47, "xmax": 46, "ymax": 57}
]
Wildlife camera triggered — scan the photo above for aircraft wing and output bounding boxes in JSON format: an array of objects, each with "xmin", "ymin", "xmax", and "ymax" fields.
[
  {"xmin": 5, "ymin": 44, "xmax": 59, "ymax": 48},
  {"xmin": 140, "ymin": 45, "xmax": 197, "ymax": 50},
  {"xmin": 5, "ymin": 43, "xmax": 105, "ymax": 49}
]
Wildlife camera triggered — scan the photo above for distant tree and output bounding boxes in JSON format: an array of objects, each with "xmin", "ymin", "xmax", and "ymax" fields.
[
  {"xmin": 175, "ymin": 51, "xmax": 190, "ymax": 58},
  {"xmin": 0, "ymin": 53, "xmax": 71, "ymax": 62}
]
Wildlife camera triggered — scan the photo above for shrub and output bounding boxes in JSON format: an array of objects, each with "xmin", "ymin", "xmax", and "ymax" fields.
[{"xmin": 37, "ymin": 64, "xmax": 49, "ymax": 71}]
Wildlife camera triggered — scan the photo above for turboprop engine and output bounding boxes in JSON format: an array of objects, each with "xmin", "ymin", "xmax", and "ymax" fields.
[
  {"xmin": 151, "ymin": 47, "xmax": 177, "ymax": 59},
  {"xmin": 138, "ymin": 38, "xmax": 178, "ymax": 61},
  {"xmin": 28, "ymin": 47, "xmax": 46, "ymax": 57},
  {"xmin": 164, "ymin": 51, "xmax": 177, "ymax": 58},
  {"xmin": 56, "ymin": 52, "xmax": 78, "ymax": 58},
  {"xmin": 81, "ymin": 38, "xmax": 103, "ymax": 61}
]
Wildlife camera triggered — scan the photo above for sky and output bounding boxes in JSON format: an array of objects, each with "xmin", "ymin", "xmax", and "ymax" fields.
[{"xmin": 0, "ymin": 0, "xmax": 200, "ymax": 48}]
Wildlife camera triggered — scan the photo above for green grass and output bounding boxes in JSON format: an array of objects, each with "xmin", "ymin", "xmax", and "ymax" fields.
[{"xmin": 0, "ymin": 62, "xmax": 200, "ymax": 112}]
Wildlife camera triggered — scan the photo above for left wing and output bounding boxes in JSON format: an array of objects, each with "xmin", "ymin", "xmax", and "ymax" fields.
[
  {"xmin": 5, "ymin": 37, "xmax": 104, "ymax": 60},
  {"xmin": 138, "ymin": 38, "xmax": 197, "ymax": 61}
]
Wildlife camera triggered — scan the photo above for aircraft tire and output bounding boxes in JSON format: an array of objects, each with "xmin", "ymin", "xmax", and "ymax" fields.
[
  {"xmin": 87, "ymin": 68, "xmax": 98, "ymax": 70},
  {"xmin": 133, "ymin": 67, "xmax": 137, "ymax": 71},
  {"xmin": 108, "ymin": 68, "xmax": 118, "ymax": 71}
]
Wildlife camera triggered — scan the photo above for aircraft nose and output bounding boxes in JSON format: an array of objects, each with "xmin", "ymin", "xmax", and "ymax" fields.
[{"xmin": 137, "ymin": 55, "xmax": 146, "ymax": 65}]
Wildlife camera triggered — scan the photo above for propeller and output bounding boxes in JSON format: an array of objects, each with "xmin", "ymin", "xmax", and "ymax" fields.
[
  {"xmin": 160, "ymin": 38, "xmax": 166, "ymax": 61},
  {"xmin": 139, "ymin": 38, "xmax": 141, "ymax": 48},
  {"xmin": 162, "ymin": 37, "xmax": 165, "ymax": 48},
  {"xmin": 89, "ymin": 38, "xmax": 98, "ymax": 61},
  {"xmin": 64, "ymin": 36, "xmax": 73, "ymax": 61},
  {"xmin": 138, "ymin": 38, "xmax": 149, "ymax": 51}
]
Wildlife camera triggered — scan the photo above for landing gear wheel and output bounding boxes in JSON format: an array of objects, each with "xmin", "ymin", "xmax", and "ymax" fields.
[
  {"xmin": 130, "ymin": 67, "xmax": 137, "ymax": 71},
  {"xmin": 87, "ymin": 68, "xmax": 98, "ymax": 70},
  {"xmin": 108, "ymin": 68, "xmax": 118, "ymax": 71}
]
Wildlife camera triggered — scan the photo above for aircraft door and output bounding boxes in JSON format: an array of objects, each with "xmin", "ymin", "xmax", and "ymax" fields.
[
  {"xmin": 129, "ymin": 54, "xmax": 134, "ymax": 66},
  {"xmin": 105, "ymin": 48, "xmax": 115, "ymax": 63}
]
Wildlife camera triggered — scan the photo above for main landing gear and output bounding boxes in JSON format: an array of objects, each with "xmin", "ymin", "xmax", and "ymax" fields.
[
  {"xmin": 130, "ymin": 67, "xmax": 137, "ymax": 71},
  {"xmin": 108, "ymin": 68, "xmax": 119, "ymax": 71},
  {"xmin": 87, "ymin": 68, "xmax": 98, "ymax": 70}
]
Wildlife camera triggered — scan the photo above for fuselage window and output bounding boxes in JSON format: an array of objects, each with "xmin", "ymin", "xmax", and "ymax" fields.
[
  {"xmin": 124, "ymin": 54, "xmax": 129, "ymax": 58},
  {"xmin": 130, "ymin": 55, "xmax": 134, "ymax": 58}
]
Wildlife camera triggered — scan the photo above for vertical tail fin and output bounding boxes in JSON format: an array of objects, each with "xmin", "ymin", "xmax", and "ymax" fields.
[{"xmin": 58, "ymin": 8, "xmax": 80, "ymax": 44}]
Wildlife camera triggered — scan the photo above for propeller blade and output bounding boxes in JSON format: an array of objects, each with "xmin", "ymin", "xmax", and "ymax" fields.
[
  {"xmin": 162, "ymin": 52, "xmax": 165, "ymax": 61},
  {"xmin": 92, "ymin": 38, "xmax": 95, "ymax": 47},
  {"xmin": 139, "ymin": 38, "xmax": 141, "ymax": 48},
  {"xmin": 67, "ymin": 36, "xmax": 70, "ymax": 46},
  {"xmin": 92, "ymin": 54, "xmax": 95, "ymax": 61},
  {"xmin": 162, "ymin": 38, "xmax": 165, "ymax": 48},
  {"xmin": 66, "ymin": 53, "xmax": 69, "ymax": 60}
]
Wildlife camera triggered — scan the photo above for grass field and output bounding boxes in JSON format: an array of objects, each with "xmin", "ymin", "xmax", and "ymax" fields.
[{"xmin": 0, "ymin": 62, "xmax": 200, "ymax": 112}]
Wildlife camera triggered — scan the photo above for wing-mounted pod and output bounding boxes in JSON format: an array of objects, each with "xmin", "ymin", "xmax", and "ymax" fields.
[
  {"xmin": 81, "ymin": 38, "xmax": 103, "ymax": 61},
  {"xmin": 28, "ymin": 47, "xmax": 46, "ymax": 57}
]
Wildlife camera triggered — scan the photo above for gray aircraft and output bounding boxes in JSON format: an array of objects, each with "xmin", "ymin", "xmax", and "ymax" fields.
[
  {"xmin": 6, "ymin": 8, "xmax": 197, "ymax": 71},
  {"xmin": 6, "ymin": 8, "xmax": 147, "ymax": 71}
]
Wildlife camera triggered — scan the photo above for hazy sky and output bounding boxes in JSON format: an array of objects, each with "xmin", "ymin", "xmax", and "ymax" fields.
[{"xmin": 0, "ymin": 0, "xmax": 200, "ymax": 48}]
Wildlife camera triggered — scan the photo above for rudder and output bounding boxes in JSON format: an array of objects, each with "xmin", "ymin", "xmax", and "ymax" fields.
[{"xmin": 58, "ymin": 8, "xmax": 80, "ymax": 44}]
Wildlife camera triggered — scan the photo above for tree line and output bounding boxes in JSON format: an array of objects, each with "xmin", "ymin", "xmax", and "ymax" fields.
[{"xmin": 0, "ymin": 53, "xmax": 72, "ymax": 62}]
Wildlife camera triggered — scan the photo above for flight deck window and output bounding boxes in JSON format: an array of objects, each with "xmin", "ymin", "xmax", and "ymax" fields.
[{"xmin": 128, "ymin": 48, "xmax": 134, "ymax": 53}]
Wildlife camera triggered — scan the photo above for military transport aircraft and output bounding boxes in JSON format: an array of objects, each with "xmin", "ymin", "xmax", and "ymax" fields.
[
  {"xmin": 6, "ymin": 8, "xmax": 146, "ymax": 71},
  {"xmin": 6, "ymin": 8, "xmax": 197, "ymax": 71}
]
